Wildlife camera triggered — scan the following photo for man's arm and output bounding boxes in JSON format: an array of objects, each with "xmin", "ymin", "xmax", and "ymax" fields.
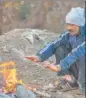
[
  {"xmin": 42, "ymin": 42, "xmax": 85, "ymax": 72},
  {"xmin": 36, "ymin": 32, "xmax": 69, "ymax": 62},
  {"xmin": 60, "ymin": 42, "xmax": 85, "ymax": 70}
]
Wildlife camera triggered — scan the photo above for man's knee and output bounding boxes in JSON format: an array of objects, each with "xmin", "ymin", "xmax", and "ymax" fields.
[
  {"xmin": 55, "ymin": 45, "xmax": 71, "ymax": 76},
  {"xmin": 55, "ymin": 45, "xmax": 70, "ymax": 64}
]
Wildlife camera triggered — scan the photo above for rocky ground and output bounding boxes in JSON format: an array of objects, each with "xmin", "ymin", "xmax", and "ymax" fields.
[{"xmin": 0, "ymin": 29, "xmax": 85, "ymax": 98}]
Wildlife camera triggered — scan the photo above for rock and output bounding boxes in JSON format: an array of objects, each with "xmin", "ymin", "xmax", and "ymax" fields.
[{"xmin": 0, "ymin": 29, "xmax": 85, "ymax": 98}]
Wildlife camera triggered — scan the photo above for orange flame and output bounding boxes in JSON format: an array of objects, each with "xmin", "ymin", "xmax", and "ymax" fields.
[{"xmin": 0, "ymin": 61, "xmax": 23, "ymax": 93}]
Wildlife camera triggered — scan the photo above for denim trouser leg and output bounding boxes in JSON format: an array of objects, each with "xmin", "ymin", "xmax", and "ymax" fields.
[
  {"xmin": 69, "ymin": 62, "xmax": 79, "ymax": 80},
  {"xmin": 55, "ymin": 45, "xmax": 85, "ymax": 93},
  {"xmin": 0, "ymin": 93, "xmax": 12, "ymax": 98},
  {"xmin": 55, "ymin": 45, "xmax": 79, "ymax": 79},
  {"xmin": 0, "ymin": 56, "xmax": 3, "ymax": 62},
  {"xmin": 16, "ymin": 85, "xmax": 36, "ymax": 98},
  {"xmin": 77, "ymin": 56, "xmax": 85, "ymax": 93},
  {"xmin": 55, "ymin": 45, "xmax": 72, "ymax": 76}
]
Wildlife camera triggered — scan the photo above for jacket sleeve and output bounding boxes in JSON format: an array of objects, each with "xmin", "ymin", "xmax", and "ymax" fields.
[
  {"xmin": 36, "ymin": 32, "xmax": 68, "ymax": 62},
  {"xmin": 60, "ymin": 42, "xmax": 85, "ymax": 70}
]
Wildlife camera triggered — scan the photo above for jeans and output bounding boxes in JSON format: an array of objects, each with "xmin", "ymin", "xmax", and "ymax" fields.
[
  {"xmin": 0, "ymin": 56, "xmax": 3, "ymax": 62},
  {"xmin": 55, "ymin": 45, "xmax": 85, "ymax": 93},
  {"xmin": 0, "ymin": 93, "xmax": 12, "ymax": 98},
  {"xmin": 16, "ymin": 85, "xmax": 36, "ymax": 98},
  {"xmin": 0, "ymin": 85, "xmax": 36, "ymax": 98}
]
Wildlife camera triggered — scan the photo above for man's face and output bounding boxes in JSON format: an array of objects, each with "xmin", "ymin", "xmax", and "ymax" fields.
[{"xmin": 66, "ymin": 24, "xmax": 80, "ymax": 35}]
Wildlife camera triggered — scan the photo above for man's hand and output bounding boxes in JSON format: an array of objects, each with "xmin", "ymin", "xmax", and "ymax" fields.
[
  {"xmin": 42, "ymin": 61, "xmax": 61, "ymax": 72},
  {"xmin": 25, "ymin": 55, "xmax": 40, "ymax": 62}
]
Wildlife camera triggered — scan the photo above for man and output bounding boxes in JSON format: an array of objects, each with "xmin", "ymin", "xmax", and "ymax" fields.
[
  {"xmin": 42, "ymin": 41, "xmax": 85, "ymax": 94},
  {"xmin": 26, "ymin": 7, "xmax": 85, "ymax": 93}
]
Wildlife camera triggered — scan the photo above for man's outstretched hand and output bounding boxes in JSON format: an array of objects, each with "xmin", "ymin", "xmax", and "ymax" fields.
[
  {"xmin": 25, "ymin": 56, "xmax": 61, "ymax": 72},
  {"xmin": 42, "ymin": 61, "xmax": 61, "ymax": 72},
  {"xmin": 25, "ymin": 55, "xmax": 40, "ymax": 62}
]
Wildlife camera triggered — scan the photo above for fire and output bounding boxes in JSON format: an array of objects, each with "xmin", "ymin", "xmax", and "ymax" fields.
[{"xmin": 0, "ymin": 61, "xmax": 23, "ymax": 93}]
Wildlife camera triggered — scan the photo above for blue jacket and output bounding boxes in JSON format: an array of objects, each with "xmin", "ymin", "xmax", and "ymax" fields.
[
  {"xmin": 37, "ymin": 26, "xmax": 85, "ymax": 70},
  {"xmin": 60, "ymin": 41, "xmax": 85, "ymax": 70}
]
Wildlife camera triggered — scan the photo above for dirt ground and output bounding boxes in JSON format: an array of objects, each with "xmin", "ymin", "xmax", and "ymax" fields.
[{"xmin": 0, "ymin": 29, "xmax": 85, "ymax": 98}]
